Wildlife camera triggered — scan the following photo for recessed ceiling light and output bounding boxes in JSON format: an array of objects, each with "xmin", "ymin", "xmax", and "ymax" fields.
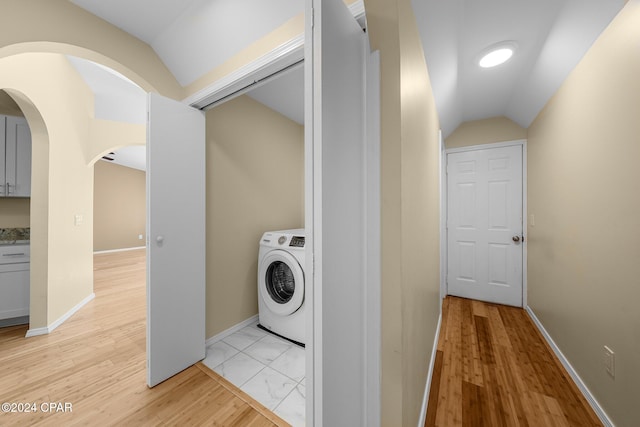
[{"xmin": 478, "ymin": 42, "xmax": 517, "ymax": 68}]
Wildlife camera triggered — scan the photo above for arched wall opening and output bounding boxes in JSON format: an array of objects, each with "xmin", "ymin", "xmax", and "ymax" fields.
[
  {"xmin": 0, "ymin": 45, "xmax": 150, "ymax": 334},
  {"xmin": 1, "ymin": 88, "xmax": 50, "ymax": 329},
  {"xmin": 75, "ymin": 55, "xmax": 149, "ymax": 254}
]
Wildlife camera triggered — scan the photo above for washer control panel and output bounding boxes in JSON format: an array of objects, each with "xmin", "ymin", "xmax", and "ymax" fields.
[{"xmin": 289, "ymin": 236, "xmax": 305, "ymax": 248}]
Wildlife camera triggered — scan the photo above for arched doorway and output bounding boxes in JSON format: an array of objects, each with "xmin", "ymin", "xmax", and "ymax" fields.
[
  {"xmin": 0, "ymin": 88, "xmax": 46, "ymax": 329},
  {"xmin": 69, "ymin": 55, "xmax": 148, "ymax": 255},
  {"xmin": 0, "ymin": 49, "xmax": 150, "ymax": 335}
]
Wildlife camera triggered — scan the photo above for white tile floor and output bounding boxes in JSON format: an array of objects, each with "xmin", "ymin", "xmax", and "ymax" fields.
[{"xmin": 203, "ymin": 322, "xmax": 305, "ymax": 427}]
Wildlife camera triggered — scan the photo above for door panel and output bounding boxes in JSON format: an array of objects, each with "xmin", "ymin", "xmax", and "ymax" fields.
[
  {"xmin": 447, "ymin": 145, "xmax": 523, "ymax": 307},
  {"xmin": 307, "ymin": 0, "xmax": 368, "ymax": 424},
  {"xmin": 5, "ymin": 116, "xmax": 31, "ymax": 197},
  {"xmin": 146, "ymin": 93, "xmax": 206, "ymax": 387},
  {"xmin": 0, "ymin": 116, "xmax": 6, "ymax": 195}
]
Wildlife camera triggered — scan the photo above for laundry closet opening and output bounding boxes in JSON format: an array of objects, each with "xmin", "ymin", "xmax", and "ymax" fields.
[{"xmin": 201, "ymin": 62, "xmax": 307, "ymax": 423}]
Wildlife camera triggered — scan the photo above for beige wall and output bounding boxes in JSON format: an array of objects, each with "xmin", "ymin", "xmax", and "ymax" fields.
[
  {"xmin": 205, "ymin": 95, "xmax": 304, "ymax": 338},
  {"xmin": 527, "ymin": 2, "xmax": 640, "ymax": 425},
  {"xmin": 366, "ymin": 0, "xmax": 441, "ymax": 424},
  {"xmin": 398, "ymin": 0, "xmax": 442, "ymax": 422},
  {"xmin": 446, "ymin": 116, "xmax": 526, "ymax": 149},
  {"xmin": 93, "ymin": 161, "xmax": 146, "ymax": 252}
]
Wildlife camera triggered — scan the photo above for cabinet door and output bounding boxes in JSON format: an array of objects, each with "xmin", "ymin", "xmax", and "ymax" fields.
[
  {"xmin": 5, "ymin": 116, "xmax": 31, "ymax": 197},
  {"xmin": 0, "ymin": 266, "xmax": 30, "ymax": 320},
  {"xmin": 0, "ymin": 115, "xmax": 6, "ymax": 196}
]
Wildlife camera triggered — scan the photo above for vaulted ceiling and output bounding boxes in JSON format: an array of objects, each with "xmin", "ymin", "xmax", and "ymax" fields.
[
  {"xmin": 411, "ymin": 0, "xmax": 624, "ymax": 136},
  {"xmin": 70, "ymin": 0, "xmax": 304, "ymax": 87},
  {"xmin": 67, "ymin": 0, "xmax": 626, "ymax": 170}
]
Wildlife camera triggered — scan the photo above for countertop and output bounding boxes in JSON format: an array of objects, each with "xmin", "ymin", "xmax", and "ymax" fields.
[{"xmin": 0, "ymin": 228, "xmax": 30, "ymax": 245}]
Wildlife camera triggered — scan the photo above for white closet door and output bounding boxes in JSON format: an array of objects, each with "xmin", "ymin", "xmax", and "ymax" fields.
[
  {"xmin": 307, "ymin": 0, "xmax": 368, "ymax": 424},
  {"xmin": 146, "ymin": 93, "xmax": 206, "ymax": 387},
  {"xmin": 447, "ymin": 144, "xmax": 523, "ymax": 307}
]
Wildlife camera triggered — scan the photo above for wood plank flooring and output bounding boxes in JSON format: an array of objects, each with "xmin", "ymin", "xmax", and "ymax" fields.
[
  {"xmin": 426, "ymin": 296, "xmax": 602, "ymax": 427},
  {"xmin": 0, "ymin": 249, "xmax": 289, "ymax": 426}
]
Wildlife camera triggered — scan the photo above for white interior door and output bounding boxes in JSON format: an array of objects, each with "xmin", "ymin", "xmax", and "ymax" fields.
[
  {"xmin": 306, "ymin": 0, "xmax": 368, "ymax": 424},
  {"xmin": 146, "ymin": 93, "xmax": 206, "ymax": 387},
  {"xmin": 447, "ymin": 144, "xmax": 523, "ymax": 307}
]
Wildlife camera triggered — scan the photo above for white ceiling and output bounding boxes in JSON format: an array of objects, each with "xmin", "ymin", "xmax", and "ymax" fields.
[
  {"xmin": 68, "ymin": 0, "xmax": 626, "ymax": 169},
  {"xmin": 67, "ymin": 56, "xmax": 147, "ymax": 125},
  {"xmin": 71, "ymin": 0, "xmax": 304, "ymax": 87},
  {"xmin": 100, "ymin": 145, "xmax": 147, "ymax": 171},
  {"xmin": 411, "ymin": 0, "xmax": 625, "ymax": 136},
  {"xmin": 247, "ymin": 65, "xmax": 304, "ymax": 125},
  {"xmin": 70, "ymin": 0, "xmax": 198, "ymax": 45}
]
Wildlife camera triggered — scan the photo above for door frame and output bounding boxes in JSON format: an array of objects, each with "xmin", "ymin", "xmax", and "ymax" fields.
[
  {"xmin": 439, "ymin": 131, "xmax": 446, "ymax": 301},
  {"xmin": 442, "ymin": 139, "xmax": 528, "ymax": 307},
  {"xmin": 180, "ymin": 1, "xmax": 377, "ymax": 424}
]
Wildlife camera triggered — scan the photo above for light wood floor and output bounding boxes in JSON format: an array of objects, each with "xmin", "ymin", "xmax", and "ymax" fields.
[
  {"xmin": 0, "ymin": 249, "xmax": 289, "ymax": 426},
  {"xmin": 426, "ymin": 296, "xmax": 603, "ymax": 427}
]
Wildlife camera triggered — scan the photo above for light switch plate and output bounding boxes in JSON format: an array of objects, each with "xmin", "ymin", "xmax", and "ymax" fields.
[{"xmin": 603, "ymin": 345, "xmax": 615, "ymax": 378}]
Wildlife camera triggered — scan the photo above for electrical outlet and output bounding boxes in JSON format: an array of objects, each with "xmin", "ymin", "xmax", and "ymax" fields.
[
  {"xmin": 138, "ymin": 234, "xmax": 143, "ymax": 240},
  {"xmin": 603, "ymin": 346, "xmax": 615, "ymax": 378}
]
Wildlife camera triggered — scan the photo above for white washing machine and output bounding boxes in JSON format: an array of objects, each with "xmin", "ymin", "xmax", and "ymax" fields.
[{"xmin": 258, "ymin": 228, "xmax": 306, "ymax": 346}]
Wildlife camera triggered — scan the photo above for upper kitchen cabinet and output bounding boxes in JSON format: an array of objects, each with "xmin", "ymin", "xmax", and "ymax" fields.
[{"xmin": 0, "ymin": 115, "xmax": 31, "ymax": 198}]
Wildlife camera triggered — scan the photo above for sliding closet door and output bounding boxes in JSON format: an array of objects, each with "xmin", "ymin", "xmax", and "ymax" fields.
[{"xmin": 146, "ymin": 93, "xmax": 206, "ymax": 387}]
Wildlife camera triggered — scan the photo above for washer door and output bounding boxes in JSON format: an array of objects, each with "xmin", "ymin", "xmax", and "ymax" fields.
[{"xmin": 259, "ymin": 250, "xmax": 304, "ymax": 316}]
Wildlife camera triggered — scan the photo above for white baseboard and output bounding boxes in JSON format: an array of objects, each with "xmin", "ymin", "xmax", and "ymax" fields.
[
  {"xmin": 525, "ymin": 306, "xmax": 615, "ymax": 427},
  {"xmin": 205, "ymin": 314, "xmax": 259, "ymax": 347},
  {"xmin": 26, "ymin": 293, "xmax": 96, "ymax": 338},
  {"xmin": 94, "ymin": 246, "xmax": 146, "ymax": 255},
  {"xmin": 418, "ymin": 310, "xmax": 443, "ymax": 427}
]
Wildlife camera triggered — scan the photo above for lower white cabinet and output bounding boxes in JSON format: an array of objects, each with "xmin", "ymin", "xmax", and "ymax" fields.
[
  {"xmin": 0, "ymin": 245, "xmax": 30, "ymax": 320},
  {"xmin": 0, "ymin": 268, "xmax": 29, "ymax": 320}
]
